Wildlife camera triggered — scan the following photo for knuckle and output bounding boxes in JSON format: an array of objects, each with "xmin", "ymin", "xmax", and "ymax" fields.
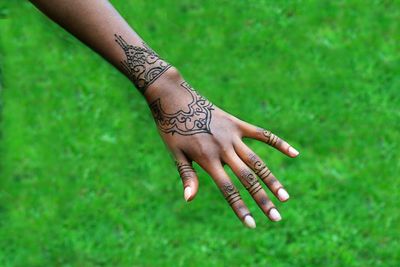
[
  {"xmin": 219, "ymin": 145, "xmax": 232, "ymax": 159},
  {"xmin": 194, "ymin": 142, "xmax": 211, "ymax": 159}
]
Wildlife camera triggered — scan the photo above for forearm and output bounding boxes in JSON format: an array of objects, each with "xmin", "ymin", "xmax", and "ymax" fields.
[
  {"xmin": 29, "ymin": 1, "xmax": 300, "ymax": 228},
  {"xmin": 29, "ymin": 0, "xmax": 176, "ymax": 96}
]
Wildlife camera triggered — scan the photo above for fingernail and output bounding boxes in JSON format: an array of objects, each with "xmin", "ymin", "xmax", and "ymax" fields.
[
  {"xmin": 269, "ymin": 208, "xmax": 282, "ymax": 221},
  {"xmin": 288, "ymin": 147, "xmax": 299, "ymax": 157},
  {"xmin": 184, "ymin": 187, "xmax": 192, "ymax": 201},
  {"xmin": 277, "ymin": 188, "xmax": 290, "ymax": 201},
  {"xmin": 244, "ymin": 215, "xmax": 256, "ymax": 229}
]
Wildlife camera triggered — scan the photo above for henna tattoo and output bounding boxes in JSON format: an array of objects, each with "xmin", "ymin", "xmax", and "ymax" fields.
[
  {"xmin": 239, "ymin": 169, "xmax": 262, "ymax": 195},
  {"xmin": 222, "ymin": 182, "xmax": 241, "ymax": 206},
  {"xmin": 176, "ymin": 162, "xmax": 196, "ymax": 181},
  {"xmin": 240, "ymin": 169, "xmax": 257, "ymax": 187},
  {"xmin": 249, "ymin": 154, "xmax": 272, "ymax": 182},
  {"xmin": 248, "ymin": 183, "xmax": 263, "ymax": 196},
  {"xmin": 150, "ymin": 82, "xmax": 214, "ymax": 136},
  {"xmin": 114, "ymin": 34, "xmax": 171, "ymax": 93},
  {"xmin": 262, "ymin": 129, "xmax": 279, "ymax": 147}
]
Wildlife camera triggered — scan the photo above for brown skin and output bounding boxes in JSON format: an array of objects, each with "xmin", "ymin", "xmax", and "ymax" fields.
[
  {"xmin": 146, "ymin": 67, "xmax": 299, "ymax": 224},
  {"xmin": 29, "ymin": 0, "xmax": 299, "ymax": 228}
]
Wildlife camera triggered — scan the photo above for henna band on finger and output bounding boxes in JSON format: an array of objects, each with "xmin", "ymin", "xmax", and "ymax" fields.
[
  {"xmin": 258, "ymin": 166, "xmax": 272, "ymax": 183},
  {"xmin": 225, "ymin": 191, "xmax": 242, "ymax": 206},
  {"xmin": 176, "ymin": 162, "xmax": 196, "ymax": 180},
  {"xmin": 253, "ymin": 162, "xmax": 272, "ymax": 181},
  {"xmin": 263, "ymin": 130, "xmax": 279, "ymax": 146},
  {"xmin": 248, "ymin": 183, "xmax": 263, "ymax": 196},
  {"xmin": 239, "ymin": 169, "xmax": 262, "ymax": 196},
  {"xmin": 248, "ymin": 154, "xmax": 273, "ymax": 182},
  {"xmin": 222, "ymin": 183, "xmax": 242, "ymax": 206}
]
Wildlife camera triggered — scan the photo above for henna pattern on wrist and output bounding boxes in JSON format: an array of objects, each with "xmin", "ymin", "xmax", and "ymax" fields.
[
  {"xmin": 150, "ymin": 82, "xmax": 214, "ymax": 136},
  {"xmin": 114, "ymin": 34, "xmax": 171, "ymax": 93}
]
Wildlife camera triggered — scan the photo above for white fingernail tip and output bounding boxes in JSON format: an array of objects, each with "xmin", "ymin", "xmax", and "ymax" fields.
[
  {"xmin": 277, "ymin": 188, "xmax": 290, "ymax": 201},
  {"xmin": 184, "ymin": 187, "xmax": 192, "ymax": 201},
  {"xmin": 269, "ymin": 208, "xmax": 282, "ymax": 221},
  {"xmin": 289, "ymin": 147, "xmax": 299, "ymax": 156},
  {"xmin": 244, "ymin": 215, "xmax": 256, "ymax": 229}
]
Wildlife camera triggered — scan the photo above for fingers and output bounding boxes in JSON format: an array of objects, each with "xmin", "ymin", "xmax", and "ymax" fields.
[
  {"xmin": 238, "ymin": 121, "xmax": 299, "ymax": 158},
  {"xmin": 225, "ymin": 154, "xmax": 282, "ymax": 221},
  {"xmin": 234, "ymin": 141, "xmax": 290, "ymax": 202},
  {"xmin": 206, "ymin": 164, "xmax": 256, "ymax": 229},
  {"xmin": 175, "ymin": 152, "xmax": 199, "ymax": 202}
]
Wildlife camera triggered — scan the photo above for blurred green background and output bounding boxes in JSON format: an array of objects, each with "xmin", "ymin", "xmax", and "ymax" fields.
[{"xmin": 0, "ymin": 0, "xmax": 399, "ymax": 266}]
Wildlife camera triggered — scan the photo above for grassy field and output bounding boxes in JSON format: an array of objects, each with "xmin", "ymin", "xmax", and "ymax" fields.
[{"xmin": 0, "ymin": 1, "xmax": 399, "ymax": 266}]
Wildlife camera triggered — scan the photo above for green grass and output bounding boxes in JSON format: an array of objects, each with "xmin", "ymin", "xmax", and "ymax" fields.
[{"xmin": 0, "ymin": 0, "xmax": 399, "ymax": 266}]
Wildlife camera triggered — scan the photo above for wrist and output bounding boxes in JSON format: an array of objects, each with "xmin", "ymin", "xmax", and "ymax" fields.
[{"xmin": 143, "ymin": 66, "xmax": 184, "ymax": 102}]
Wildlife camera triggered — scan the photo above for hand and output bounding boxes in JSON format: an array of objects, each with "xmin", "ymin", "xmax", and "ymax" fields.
[{"xmin": 145, "ymin": 68, "xmax": 300, "ymax": 228}]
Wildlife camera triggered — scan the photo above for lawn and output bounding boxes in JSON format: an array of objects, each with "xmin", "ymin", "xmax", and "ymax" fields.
[{"xmin": 0, "ymin": 1, "xmax": 399, "ymax": 266}]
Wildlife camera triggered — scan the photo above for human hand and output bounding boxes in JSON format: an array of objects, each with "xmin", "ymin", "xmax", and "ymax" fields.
[{"xmin": 145, "ymin": 68, "xmax": 299, "ymax": 229}]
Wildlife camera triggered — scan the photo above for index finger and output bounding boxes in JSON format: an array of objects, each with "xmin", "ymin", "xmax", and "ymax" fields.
[{"xmin": 238, "ymin": 121, "xmax": 299, "ymax": 158}]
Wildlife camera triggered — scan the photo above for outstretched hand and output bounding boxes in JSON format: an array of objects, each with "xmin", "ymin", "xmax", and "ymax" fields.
[
  {"xmin": 145, "ymin": 68, "xmax": 299, "ymax": 229},
  {"xmin": 29, "ymin": 0, "xmax": 299, "ymax": 229}
]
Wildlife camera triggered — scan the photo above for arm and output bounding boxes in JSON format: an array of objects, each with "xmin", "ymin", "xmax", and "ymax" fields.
[
  {"xmin": 29, "ymin": 0, "xmax": 172, "ymax": 94},
  {"xmin": 30, "ymin": 0, "xmax": 300, "ymax": 228}
]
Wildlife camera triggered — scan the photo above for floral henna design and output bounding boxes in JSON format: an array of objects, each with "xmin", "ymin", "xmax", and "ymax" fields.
[
  {"xmin": 114, "ymin": 34, "xmax": 171, "ymax": 93},
  {"xmin": 150, "ymin": 82, "xmax": 214, "ymax": 136}
]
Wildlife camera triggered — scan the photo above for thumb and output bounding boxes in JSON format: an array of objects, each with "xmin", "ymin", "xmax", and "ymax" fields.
[{"xmin": 175, "ymin": 153, "xmax": 199, "ymax": 202}]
